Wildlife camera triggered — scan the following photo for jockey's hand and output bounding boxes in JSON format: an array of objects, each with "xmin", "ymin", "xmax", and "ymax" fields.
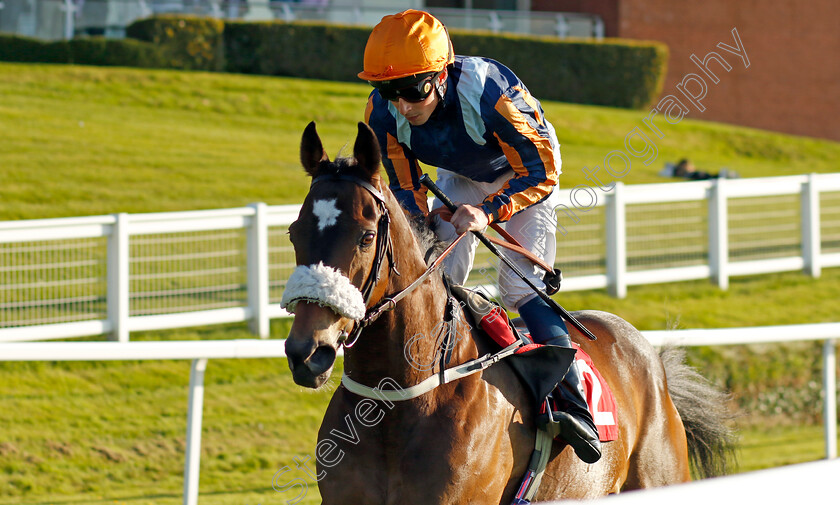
[{"xmin": 451, "ymin": 204, "xmax": 489, "ymax": 234}]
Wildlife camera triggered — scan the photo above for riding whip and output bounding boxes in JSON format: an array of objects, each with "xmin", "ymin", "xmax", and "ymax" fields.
[{"xmin": 420, "ymin": 174, "xmax": 596, "ymax": 341}]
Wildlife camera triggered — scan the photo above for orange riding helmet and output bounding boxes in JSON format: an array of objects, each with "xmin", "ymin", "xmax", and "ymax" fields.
[{"xmin": 358, "ymin": 9, "xmax": 455, "ymax": 82}]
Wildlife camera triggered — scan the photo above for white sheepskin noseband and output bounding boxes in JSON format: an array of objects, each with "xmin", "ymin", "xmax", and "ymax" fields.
[{"xmin": 280, "ymin": 262, "xmax": 366, "ymax": 320}]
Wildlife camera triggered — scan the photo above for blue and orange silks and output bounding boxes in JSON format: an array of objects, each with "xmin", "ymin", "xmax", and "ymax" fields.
[{"xmin": 365, "ymin": 55, "xmax": 562, "ymax": 223}]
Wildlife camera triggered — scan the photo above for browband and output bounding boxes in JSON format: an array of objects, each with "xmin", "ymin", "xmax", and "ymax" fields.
[{"xmin": 311, "ymin": 174, "xmax": 386, "ymax": 204}]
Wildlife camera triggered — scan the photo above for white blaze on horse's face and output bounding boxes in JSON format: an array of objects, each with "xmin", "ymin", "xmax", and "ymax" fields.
[{"xmin": 313, "ymin": 199, "xmax": 341, "ymax": 232}]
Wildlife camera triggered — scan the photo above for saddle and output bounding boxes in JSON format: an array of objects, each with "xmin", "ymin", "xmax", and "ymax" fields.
[{"xmin": 448, "ymin": 284, "xmax": 618, "ymax": 443}]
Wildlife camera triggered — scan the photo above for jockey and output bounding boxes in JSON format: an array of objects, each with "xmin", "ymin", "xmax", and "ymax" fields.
[{"xmin": 359, "ymin": 10, "xmax": 601, "ymax": 464}]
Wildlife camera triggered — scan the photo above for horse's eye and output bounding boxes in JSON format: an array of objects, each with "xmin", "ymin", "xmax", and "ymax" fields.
[{"xmin": 361, "ymin": 231, "xmax": 376, "ymax": 247}]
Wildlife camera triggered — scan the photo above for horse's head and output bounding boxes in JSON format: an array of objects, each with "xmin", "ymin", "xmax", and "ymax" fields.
[{"xmin": 282, "ymin": 121, "xmax": 393, "ymax": 388}]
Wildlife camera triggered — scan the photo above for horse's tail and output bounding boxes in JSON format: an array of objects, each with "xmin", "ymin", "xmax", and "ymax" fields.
[{"xmin": 660, "ymin": 347, "xmax": 738, "ymax": 479}]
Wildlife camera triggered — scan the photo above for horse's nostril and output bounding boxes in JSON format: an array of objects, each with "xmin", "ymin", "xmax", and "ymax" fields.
[
  {"xmin": 285, "ymin": 337, "xmax": 336, "ymax": 387},
  {"xmin": 285, "ymin": 338, "xmax": 313, "ymax": 370},
  {"xmin": 308, "ymin": 345, "xmax": 337, "ymax": 375}
]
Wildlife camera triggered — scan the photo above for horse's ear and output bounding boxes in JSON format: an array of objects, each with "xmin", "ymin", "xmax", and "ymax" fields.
[
  {"xmin": 353, "ymin": 122, "xmax": 381, "ymax": 180},
  {"xmin": 300, "ymin": 121, "xmax": 329, "ymax": 177}
]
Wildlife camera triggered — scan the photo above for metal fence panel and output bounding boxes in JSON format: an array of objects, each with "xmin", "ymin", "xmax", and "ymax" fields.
[
  {"xmin": 557, "ymin": 205, "xmax": 606, "ymax": 277},
  {"xmin": 268, "ymin": 224, "xmax": 295, "ymax": 305},
  {"xmin": 626, "ymin": 200, "xmax": 707, "ymax": 272},
  {"xmin": 129, "ymin": 229, "xmax": 247, "ymax": 316},
  {"xmin": 0, "ymin": 237, "xmax": 107, "ymax": 328},
  {"xmin": 822, "ymin": 191, "xmax": 840, "ymax": 254},
  {"xmin": 729, "ymin": 194, "xmax": 801, "ymax": 262}
]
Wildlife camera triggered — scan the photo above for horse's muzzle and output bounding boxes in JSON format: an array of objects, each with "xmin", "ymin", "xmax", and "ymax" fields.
[
  {"xmin": 285, "ymin": 336, "xmax": 337, "ymax": 388},
  {"xmin": 284, "ymin": 302, "xmax": 343, "ymax": 388}
]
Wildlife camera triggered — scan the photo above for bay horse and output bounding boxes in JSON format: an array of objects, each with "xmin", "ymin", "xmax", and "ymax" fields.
[{"xmin": 283, "ymin": 122, "xmax": 735, "ymax": 504}]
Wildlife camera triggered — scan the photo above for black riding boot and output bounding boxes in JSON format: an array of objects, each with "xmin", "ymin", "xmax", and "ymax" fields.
[{"xmin": 544, "ymin": 336, "xmax": 602, "ymax": 464}]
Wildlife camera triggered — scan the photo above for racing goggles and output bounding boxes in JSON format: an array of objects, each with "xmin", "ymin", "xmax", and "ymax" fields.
[{"xmin": 370, "ymin": 71, "xmax": 440, "ymax": 102}]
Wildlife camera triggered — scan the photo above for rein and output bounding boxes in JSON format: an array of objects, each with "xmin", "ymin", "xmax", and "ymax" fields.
[
  {"xmin": 344, "ymin": 231, "xmax": 467, "ymax": 346},
  {"xmin": 427, "ymin": 207, "xmax": 555, "ymax": 274}
]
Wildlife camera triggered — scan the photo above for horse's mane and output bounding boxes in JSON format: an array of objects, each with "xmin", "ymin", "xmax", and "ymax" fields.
[{"xmin": 408, "ymin": 218, "xmax": 447, "ymax": 265}]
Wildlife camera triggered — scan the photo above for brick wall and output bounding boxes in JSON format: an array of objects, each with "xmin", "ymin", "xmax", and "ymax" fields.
[
  {"xmin": 533, "ymin": 0, "xmax": 620, "ymax": 37},
  {"xmin": 536, "ymin": 0, "xmax": 840, "ymax": 141}
]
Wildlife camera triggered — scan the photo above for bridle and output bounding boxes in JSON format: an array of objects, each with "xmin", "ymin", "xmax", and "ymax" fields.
[
  {"xmin": 306, "ymin": 172, "xmax": 522, "ymax": 406},
  {"xmin": 308, "ymin": 173, "xmax": 465, "ymax": 348}
]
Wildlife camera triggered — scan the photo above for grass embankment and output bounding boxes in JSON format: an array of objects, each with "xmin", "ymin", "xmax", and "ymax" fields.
[
  {"xmin": 1, "ymin": 63, "xmax": 839, "ymax": 504},
  {"xmin": 2, "ymin": 62, "xmax": 840, "ymax": 220}
]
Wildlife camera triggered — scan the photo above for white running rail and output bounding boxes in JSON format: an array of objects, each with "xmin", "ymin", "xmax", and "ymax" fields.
[{"xmin": 545, "ymin": 458, "xmax": 840, "ymax": 504}]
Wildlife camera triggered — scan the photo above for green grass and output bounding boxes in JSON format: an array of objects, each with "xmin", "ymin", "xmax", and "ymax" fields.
[
  {"xmin": 2, "ymin": 62, "xmax": 840, "ymax": 220},
  {"xmin": 558, "ymin": 268, "xmax": 840, "ymax": 330},
  {"xmin": 3, "ymin": 270, "xmax": 838, "ymax": 504},
  {"xmin": 2, "ymin": 62, "xmax": 840, "ymax": 503},
  {"xmin": 0, "ymin": 346, "xmax": 835, "ymax": 505},
  {"xmin": 739, "ymin": 424, "xmax": 839, "ymax": 473},
  {"xmin": 0, "ymin": 354, "xmax": 333, "ymax": 505},
  {"xmin": 0, "ymin": 64, "xmax": 365, "ymax": 220}
]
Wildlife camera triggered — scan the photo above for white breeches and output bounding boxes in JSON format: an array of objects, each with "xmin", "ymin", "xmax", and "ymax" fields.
[{"xmin": 431, "ymin": 168, "xmax": 560, "ymax": 311}]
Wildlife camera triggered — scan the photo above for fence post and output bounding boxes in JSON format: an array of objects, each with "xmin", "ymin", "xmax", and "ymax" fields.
[
  {"xmin": 61, "ymin": 0, "xmax": 76, "ymax": 40},
  {"xmin": 593, "ymin": 15, "xmax": 605, "ymax": 39},
  {"xmin": 184, "ymin": 358, "xmax": 209, "ymax": 505},
  {"xmin": 802, "ymin": 173, "xmax": 822, "ymax": 278},
  {"xmin": 247, "ymin": 203, "xmax": 270, "ymax": 338},
  {"xmin": 555, "ymin": 13, "xmax": 569, "ymax": 37},
  {"xmin": 606, "ymin": 182, "xmax": 626, "ymax": 298},
  {"xmin": 107, "ymin": 213, "xmax": 130, "ymax": 343},
  {"xmin": 708, "ymin": 178, "xmax": 729, "ymax": 290},
  {"xmin": 825, "ymin": 339, "xmax": 837, "ymax": 459}
]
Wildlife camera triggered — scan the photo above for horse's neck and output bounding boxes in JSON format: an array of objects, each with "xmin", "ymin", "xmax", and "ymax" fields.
[{"xmin": 343, "ymin": 204, "xmax": 477, "ymax": 391}]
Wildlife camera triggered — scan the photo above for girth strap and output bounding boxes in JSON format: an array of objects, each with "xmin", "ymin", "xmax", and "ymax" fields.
[{"xmin": 438, "ymin": 275, "xmax": 459, "ymax": 370}]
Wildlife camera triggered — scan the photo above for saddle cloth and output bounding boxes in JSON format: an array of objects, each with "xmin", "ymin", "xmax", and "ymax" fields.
[{"xmin": 567, "ymin": 342, "xmax": 618, "ymax": 442}]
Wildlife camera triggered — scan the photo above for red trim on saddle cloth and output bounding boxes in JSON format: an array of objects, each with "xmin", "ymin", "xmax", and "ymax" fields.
[
  {"xmin": 571, "ymin": 342, "xmax": 618, "ymax": 442},
  {"xmin": 514, "ymin": 343, "xmax": 542, "ymax": 354}
]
